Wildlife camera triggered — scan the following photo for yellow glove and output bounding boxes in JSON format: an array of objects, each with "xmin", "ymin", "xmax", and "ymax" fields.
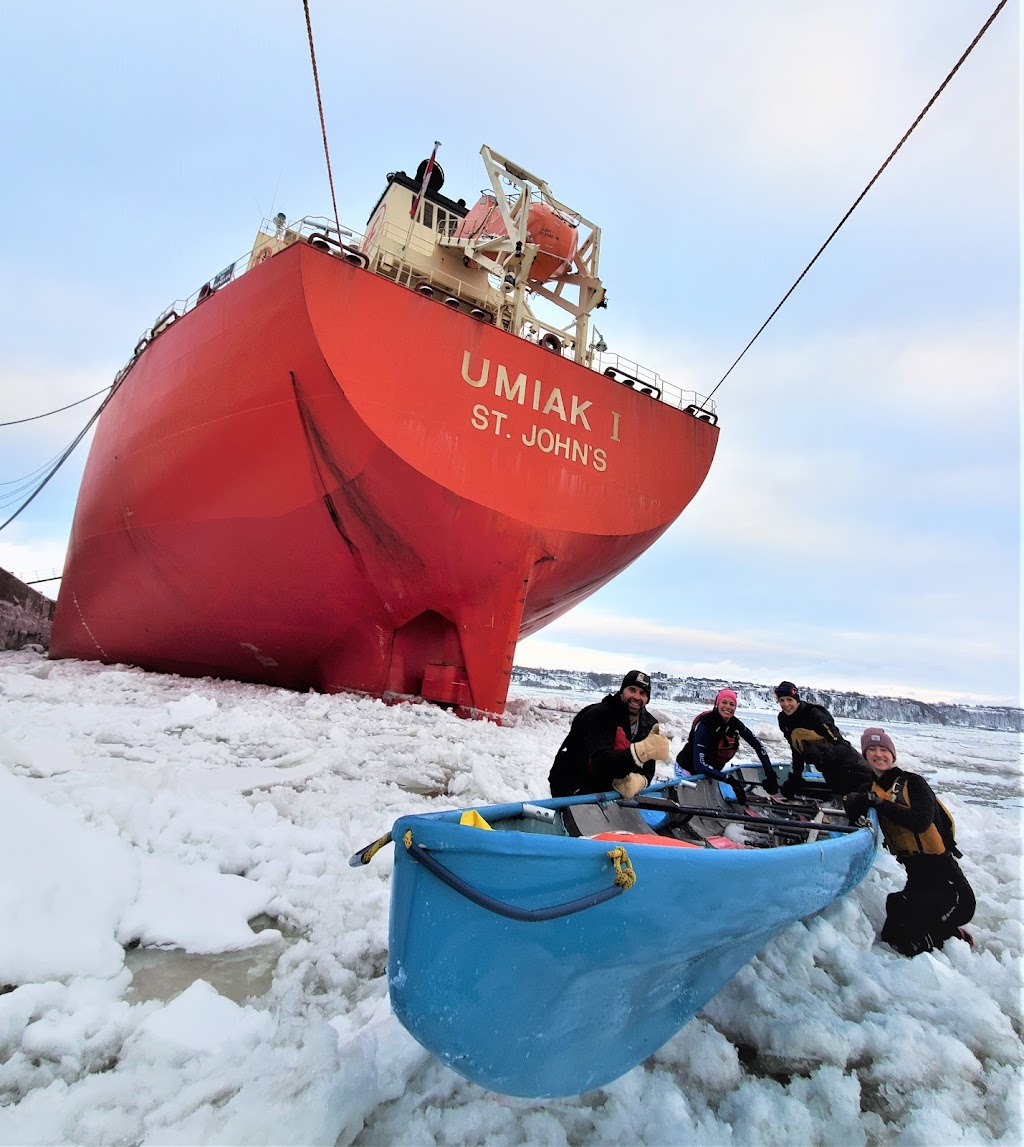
[
  {"xmin": 613, "ymin": 772, "xmax": 647, "ymax": 800},
  {"xmin": 790, "ymin": 729, "xmax": 825, "ymax": 751},
  {"xmin": 630, "ymin": 723, "xmax": 670, "ymax": 767}
]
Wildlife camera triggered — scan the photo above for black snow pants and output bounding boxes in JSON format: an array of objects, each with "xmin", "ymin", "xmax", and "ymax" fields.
[
  {"xmin": 881, "ymin": 853, "xmax": 976, "ymax": 957},
  {"xmin": 808, "ymin": 742, "xmax": 874, "ymax": 797}
]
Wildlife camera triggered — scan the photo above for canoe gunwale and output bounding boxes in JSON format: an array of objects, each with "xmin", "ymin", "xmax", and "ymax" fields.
[{"xmin": 389, "ymin": 779, "xmax": 875, "ymax": 859}]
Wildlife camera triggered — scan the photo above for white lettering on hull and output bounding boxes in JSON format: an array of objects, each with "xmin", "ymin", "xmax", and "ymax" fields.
[
  {"xmin": 461, "ymin": 350, "xmax": 625, "ymax": 474},
  {"xmin": 461, "ymin": 351, "xmax": 489, "ymax": 387},
  {"xmin": 520, "ymin": 424, "xmax": 607, "ymax": 471}
]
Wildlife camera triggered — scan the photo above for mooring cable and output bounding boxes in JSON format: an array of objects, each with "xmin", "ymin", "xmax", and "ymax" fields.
[
  {"xmin": 301, "ymin": 0, "xmax": 343, "ymax": 247},
  {"xmin": 0, "ymin": 386, "xmax": 111, "ymax": 427},
  {"xmin": 702, "ymin": 0, "xmax": 1008, "ymax": 408},
  {"xmin": 0, "ymin": 389, "xmax": 115, "ymax": 532}
]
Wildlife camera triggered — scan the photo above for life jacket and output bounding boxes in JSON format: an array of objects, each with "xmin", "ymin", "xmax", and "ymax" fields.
[
  {"xmin": 785, "ymin": 704, "xmax": 843, "ymax": 750},
  {"xmin": 806, "ymin": 703, "xmax": 843, "ymax": 740},
  {"xmin": 688, "ymin": 710, "xmax": 738, "ymax": 768},
  {"xmin": 872, "ymin": 775, "xmax": 961, "ymax": 858}
]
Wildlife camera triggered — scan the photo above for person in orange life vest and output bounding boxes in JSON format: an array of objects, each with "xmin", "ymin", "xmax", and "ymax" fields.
[
  {"xmin": 774, "ymin": 681, "xmax": 873, "ymax": 798},
  {"xmin": 844, "ymin": 727, "xmax": 976, "ymax": 956},
  {"xmin": 675, "ymin": 689, "xmax": 779, "ymax": 805},
  {"xmin": 548, "ymin": 670, "xmax": 670, "ymax": 799}
]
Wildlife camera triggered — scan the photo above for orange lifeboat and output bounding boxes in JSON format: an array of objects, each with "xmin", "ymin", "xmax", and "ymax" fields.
[
  {"xmin": 456, "ymin": 194, "xmax": 578, "ymax": 282},
  {"xmin": 455, "ymin": 193, "xmax": 503, "ymax": 248}
]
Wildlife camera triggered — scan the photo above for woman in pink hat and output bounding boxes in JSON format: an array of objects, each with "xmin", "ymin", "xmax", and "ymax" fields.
[
  {"xmin": 675, "ymin": 688, "xmax": 779, "ymax": 804},
  {"xmin": 845, "ymin": 727, "xmax": 975, "ymax": 956}
]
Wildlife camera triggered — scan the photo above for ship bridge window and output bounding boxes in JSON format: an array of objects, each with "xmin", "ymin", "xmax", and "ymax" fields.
[{"xmin": 418, "ymin": 202, "xmax": 458, "ymax": 236}]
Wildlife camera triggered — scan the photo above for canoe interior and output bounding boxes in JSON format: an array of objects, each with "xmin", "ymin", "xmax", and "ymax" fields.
[{"xmin": 447, "ymin": 773, "xmax": 850, "ymax": 846}]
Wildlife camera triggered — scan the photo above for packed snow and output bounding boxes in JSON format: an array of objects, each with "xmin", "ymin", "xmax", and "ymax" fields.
[{"xmin": 0, "ymin": 650, "xmax": 1020, "ymax": 1145}]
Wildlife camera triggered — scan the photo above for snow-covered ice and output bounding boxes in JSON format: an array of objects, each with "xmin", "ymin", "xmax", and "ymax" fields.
[{"xmin": 0, "ymin": 650, "xmax": 1020, "ymax": 1145}]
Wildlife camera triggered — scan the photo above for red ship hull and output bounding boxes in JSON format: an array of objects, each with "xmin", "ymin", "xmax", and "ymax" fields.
[{"xmin": 51, "ymin": 243, "xmax": 718, "ymax": 714}]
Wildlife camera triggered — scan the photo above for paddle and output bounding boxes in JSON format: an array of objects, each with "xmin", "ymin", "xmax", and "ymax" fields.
[
  {"xmin": 625, "ymin": 798, "xmax": 865, "ymax": 835},
  {"xmin": 348, "ymin": 831, "xmax": 393, "ymax": 866}
]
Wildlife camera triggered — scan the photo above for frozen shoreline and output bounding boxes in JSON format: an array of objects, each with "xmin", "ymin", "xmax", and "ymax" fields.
[{"xmin": 1, "ymin": 651, "xmax": 1021, "ymax": 1145}]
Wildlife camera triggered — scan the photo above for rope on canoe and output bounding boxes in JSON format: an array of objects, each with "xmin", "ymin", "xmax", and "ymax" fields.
[{"xmin": 606, "ymin": 846, "xmax": 636, "ymax": 891}]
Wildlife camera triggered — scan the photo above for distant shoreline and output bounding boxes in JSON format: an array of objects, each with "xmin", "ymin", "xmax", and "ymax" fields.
[{"xmin": 511, "ymin": 666, "xmax": 1023, "ymax": 733}]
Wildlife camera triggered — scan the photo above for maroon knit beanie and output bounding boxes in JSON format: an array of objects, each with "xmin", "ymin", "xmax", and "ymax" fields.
[{"xmin": 861, "ymin": 727, "xmax": 896, "ymax": 759}]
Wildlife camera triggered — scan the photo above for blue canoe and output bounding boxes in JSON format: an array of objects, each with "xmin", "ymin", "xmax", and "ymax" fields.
[{"xmin": 356, "ymin": 780, "xmax": 877, "ymax": 1098}]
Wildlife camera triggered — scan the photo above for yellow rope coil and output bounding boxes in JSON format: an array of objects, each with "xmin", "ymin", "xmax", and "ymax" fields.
[{"xmin": 606, "ymin": 846, "xmax": 636, "ymax": 891}]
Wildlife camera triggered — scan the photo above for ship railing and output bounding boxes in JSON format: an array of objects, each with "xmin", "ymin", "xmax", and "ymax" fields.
[
  {"xmin": 283, "ymin": 215, "xmax": 359, "ymax": 242},
  {"xmin": 366, "ymin": 222, "xmax": 502, "ymax": 321},
  {"xmin": 253, "ymin": 215, "xmax": 362, "ymax": 250},
  {"xmin": 371, "ymin": 220, "xmax": 463, "ymax": 268},
  {"xmin": 120, "ymin": 217, "xmax": 366, "ymax": 370},
  {"xmin": 594, "ymin": 352, "xmax": 716, "ymax": 419},
  {"xmin": 125, "ymin": 217, "xmax": 716, "ymax": 424}
]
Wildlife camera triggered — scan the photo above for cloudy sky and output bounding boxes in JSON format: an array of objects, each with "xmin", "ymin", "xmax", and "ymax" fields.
[{"xmin": 0, "ymin": 0, "xmax": 1018, "ymax": 704}]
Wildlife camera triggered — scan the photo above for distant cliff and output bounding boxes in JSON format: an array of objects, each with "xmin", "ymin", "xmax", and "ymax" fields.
[
  {"xmin": 511, "ymin": 666, "xmax": 1023, "ymax": 733},
  {"xmin": 0, "ymin": 566, "xmax": 55, "ymax": 651}
]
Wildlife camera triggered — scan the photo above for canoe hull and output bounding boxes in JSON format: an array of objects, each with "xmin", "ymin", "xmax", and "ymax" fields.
[{"xmin": 388, "ymin": 797, "xmax": 876, "ymax": 1097}]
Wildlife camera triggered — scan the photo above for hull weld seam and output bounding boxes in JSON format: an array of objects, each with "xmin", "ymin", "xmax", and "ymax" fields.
[{"xmin": 72, "ymin": 590, "xmax": 108, "ymax": 659}]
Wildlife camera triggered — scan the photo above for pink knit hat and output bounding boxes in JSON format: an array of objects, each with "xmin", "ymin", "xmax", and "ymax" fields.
[
  {"xmin": 715, "ymin": 689, "xmax": 737, "ymax": 706},
  {"xmin": 861, "ymin": 727, "xmax": 896, "ymax": 759}
]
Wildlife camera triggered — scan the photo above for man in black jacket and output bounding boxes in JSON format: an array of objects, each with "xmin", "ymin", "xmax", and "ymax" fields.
[
  {"xmin": 549, "ymin": 670, "xmax": 670, "ymax": 799},
  {"xmin": 774, "ymin": 680, "xmax": 872, "ymax": 798}
]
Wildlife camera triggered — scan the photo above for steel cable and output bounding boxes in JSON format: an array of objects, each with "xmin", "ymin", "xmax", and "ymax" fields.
[
  {"xmin": 302, "ymin": 1, "xmax": 342, "ymax": 248},
  {"xmin": 703, "ymin": 0, "xmax": 1009, "ymax": 407},
  {"xmin": 0, "ymin": 386, "xmax": 111, "ymax": 426},
  {"xmin": 0, "ymin": 389, "xmax": 115, "ymax": 532}
]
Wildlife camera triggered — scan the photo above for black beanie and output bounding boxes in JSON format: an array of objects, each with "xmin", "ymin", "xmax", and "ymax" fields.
[
  {"xmin": 620, "ymin": 670, "xmax": 651, "ymax": 699},
  {"xmin": 774, "ymin": 680, "xmax": 799, "ymax": 700}
]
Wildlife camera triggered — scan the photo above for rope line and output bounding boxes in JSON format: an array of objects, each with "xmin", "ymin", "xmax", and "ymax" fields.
[
  {"xmin": 1, "ymin": 448, "xmax": 68, "ymax": 494},
  {"xmin": 607, "ymin": 845, "xmax": 637, "ymax": 890},
  {"xmin": 0, "ymin": 388, "xmax": 116, "ymax": 533},
  {"xmin": 302, "ymin": 1, "xmax": 342, "ymax": 244},
  {"xmin": 0, "ymin": 386, "xmax": 111, "ymax": 427},
  {"xmin": 704, "ymin": 0, "xmax": 1009, "ymax": 406}
]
